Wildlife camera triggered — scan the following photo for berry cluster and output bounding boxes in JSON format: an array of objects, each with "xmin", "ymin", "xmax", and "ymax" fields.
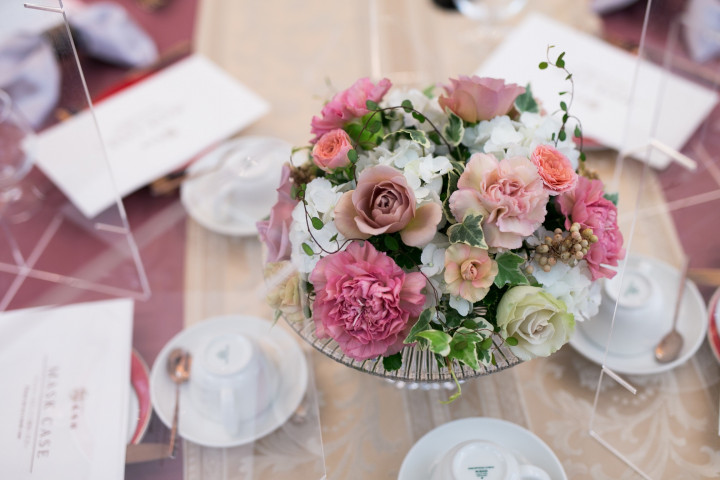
[{"xmin": 528, "ymin": 223, "xmax": 598, "ymax": 273}]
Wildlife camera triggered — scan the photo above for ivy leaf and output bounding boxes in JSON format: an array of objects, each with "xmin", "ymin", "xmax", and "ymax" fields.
[
  {"xmin": 404, "ymin": 308, "xmax": 433, "ymax": 346},
  {"xmin": 493, "ymin": 252, "xmax": 529, "ymax": 287},
  {"xmin": 448, "ymin": 336, "xmax": 480, "ymax": 370},
  {"xmin": 385, "ymin": 129, "xmax": 431, "ymax": 149},
  {"xmin": 443, "ymin": 112, "xmax": 465, "ymax": 147},
  {"xmin": 447, "ymin": 212, "xmax": 488, "ymax": 249},
  {"xmin": 422, "ymin": 84, "xmax": 435, "ymax": 98},
  {"xmin": 442, "ymin": 168, "xmax": 461, "ymax": 223},
  {"xmin": 347, "ymin": 149, "xmax": 358, "ymax": 163},
  {"xmin": 514, "ymin": 84, "xmax": 539, "ymax": 113},
  {"xmin": 416, "ymin": 330, "xmax": 452, "ymax": 356},
  {"xmin": 366, "ymin": 99, "xmax": 379, "ymax": 110},
  {"xmin": 383, "ymin": 235, "xmax": 399, "ymax": 251},
  {"xmin": 382, "ymin": 352, "xmax": 403, "ymax": 371},
  {"xmin": 401, "ymin": 99, "xmax": 414, "ymax": 112},
  {"xmin": 301, "ymin": 243, "xmax": 314, "ymax": 256}
]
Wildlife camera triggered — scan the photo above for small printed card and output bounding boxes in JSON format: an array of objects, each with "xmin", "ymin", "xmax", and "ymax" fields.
[
  {"xmin": 477, "ymin": 14, "xmax": 719, "ymax": 169},
  {"xmin": 36, "ymin": 54, "xmax": 270, "ymax": 218},
  {"xmin": 0, "ymin": 299, "xmax": 134, "ymax": 479}
]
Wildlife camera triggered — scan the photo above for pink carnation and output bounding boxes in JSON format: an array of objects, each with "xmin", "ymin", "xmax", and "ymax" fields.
[
  {"xmin": 530, "ymin": 144, "xmax": 578, "ymax": 195},
  {"xmin": 438, "ymin": 76, "xmax": 525, "ymax": 124},
  {"xmin": 256, "ymin": 164, "xmax": 298, "ymax": 263},
  {"xmin": 449, "ymin": 153, "xmax": 548, "ymax": 250},
  {"xmin": 557, "ymin": 176, "xmax": 625, "ymax": 280},
  {"xmin": 310, "ymin": 77, "xmax": 392, "ymax": 143},
  {"xmin": 309, "ymin": 241, "xmax": 426, "ymax": 361}
]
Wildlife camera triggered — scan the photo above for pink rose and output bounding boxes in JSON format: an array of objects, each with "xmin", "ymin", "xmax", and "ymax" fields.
[
  {"xmin": 530, "ymin": 144, "xmax": 578, "ymax": 195},
  {"xmin": 449, "ymin": 153, "xmax": 548, "ymax": 250},
  {"xmin": 256, "ymin": 164, "xmax": 298, "ymax": 263},
  {"xmin": 310, "ymin": 77, "xmax": 392, "ymax": 143},
  {"xmin": 309, "ymin": 241, "xmax": 426, "ymax": 361},
  {"xmin": 312, "ymin": 129, "xmax": 353, "ymax": 172},
  {"xmin": 438, "ymin": 76, "xmax": 525, "ymax": 123},
  {"xmin": 557, "ymin": 176, "xmax": 625, "ymax": 280},
  {"xmin": 444, "ymin": 244, "xmax": 498, "ymax": 302},
  {"xmin": 334, "ymin": 165, "xmax": 442, "ymax": 247}
]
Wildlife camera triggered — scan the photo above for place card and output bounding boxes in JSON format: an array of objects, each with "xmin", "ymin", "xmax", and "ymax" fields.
[
  {"xmin": 35, "ymin": 54, "xmax": 270, "ymax": 218},
  {"xmin": 476, "ymin": 14, "xmax": 719, "ymax": 169},
  {"xmin": 0, "ymin": 299, "xmax": 134, "ymax": 479}
]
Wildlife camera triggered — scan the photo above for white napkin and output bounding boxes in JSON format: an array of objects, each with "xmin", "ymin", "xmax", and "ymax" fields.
[
  {"xmin": 70, "ymin": 2, "xmax": 159, "ymax": 68},
  {"xmin": 684, "ymin": 0, "xmax": 720, "ymax": 63},
  {"xmin": 0, "ymin": 34, "xmax": 60, "ymax": 129}
]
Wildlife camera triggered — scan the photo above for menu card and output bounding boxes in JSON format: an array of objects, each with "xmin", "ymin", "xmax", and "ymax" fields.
[
  {"xmin": 0, "ymin": 299, "xmax": 134, "ymax": 479},
  {"xmin": 477, "ymin": 14, "xmax": 719, "ymax": 169},
  {"xmin": 35, "ymin": 54, "xmax": 270, "ymax": 218}
]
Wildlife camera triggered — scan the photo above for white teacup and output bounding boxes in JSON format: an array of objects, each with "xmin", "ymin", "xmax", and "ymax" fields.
[
  {"xmin": 189, "ymin": 333, "xmax": 277, "ymax": 435},
  {"xmin": 579, "ymin": 259, "xmax": 664, "ymax": 356},
  {"xmin": 430, "ymin": 440, "xmax": 550, "ymax": 480}
]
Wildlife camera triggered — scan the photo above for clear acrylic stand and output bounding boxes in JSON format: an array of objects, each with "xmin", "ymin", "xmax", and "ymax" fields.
[
  {"xmin": 0, "ymin": 0, "xmax": 149, "ymax": 311},
  {"xmin": 587, "ymin": 1, "xmax": 720, "ymax": 478}
]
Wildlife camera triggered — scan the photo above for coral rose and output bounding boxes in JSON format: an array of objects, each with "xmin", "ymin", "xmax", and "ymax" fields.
[
  {"xmin": 557, "ymin": 176, "xmax": 625, "ymax": 280},
  {"xmin": 530, "ymin": 144, "xmax": 578, "ymax": 195},
  {"xmin": 334, "ymin": 165, "xmax": 442, "ymax": 247},
  {"xmin": 312, "ymin": 129, "xmax": 353, "ymax": 172},
  {"xmin": 449, "ymin": 153, "xmax": 548, "ymax": 250},
  {"xmin": 256, "ymin": 164, "xmax": 298, "ymax": 262},
  {"xmin": 444, "ymin": 243, "xmax": 498, "ymax": 302},
  {"xmin": 438, "ymin": 76, "xmax": 525, "ymax": 124},
  {"xmin": 309, "ymin": 241, "xmax": 426, "ymax": 361},
  {"xmin": 310, "ymin": 77, "xmax": 392, "ymax": 143}
]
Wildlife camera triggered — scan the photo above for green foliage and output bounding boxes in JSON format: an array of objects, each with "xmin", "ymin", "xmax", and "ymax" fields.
[
  {"xmin": 447, "ymin": 213, "xmax": 488, "ymax": 249},
  {"xmin": 493, "ymin": 252, "xmax": 529, "ymax": 288},
  {"xmin": 384, "ymin": 129, "xmax": 432, "ymax": 150},
  {"xmin": 310, "ymin": 217, "xmax": 323, "ymax": 230},
  {"xmin": 382, "ymin": 352, "xmax": 403, "ymax": 371},
  {"xmin": 383, "ymin": 235, "xmax": 399, "ymax": 251},
  {"xmin": 443, "ymin": 112, "xmax": 464, "ymax": 147},
  {"xmin": 416, "ymin": 330, "xmax": 452, "ymax": 356},
  {"xmin": 514, "ymin": 84, "xmax": 539, "ymax": 113},
  {"xmin": 347, "ymin": 149, "xmax": 358, "ymax": 163},
  {"xmin": 365, "ymin": 99, "xmax": 379, "ymax": 110},
  {"xmin": 539, "ymin": 61, "xmax": 548, "ymax": 69},
  {"xmin": 506, "ymin": 336, "xmax": 519, "ymax": 346},
  {"xmin": 405, "ymin": 308, "xmax": 433, "ymax": 346},
  {"xmin": 422, "ymin": 84, "xmax": 435, "ymax": 98},
  {"xmin": 442, "ymin": 169, "xmax": 461, "ymax": 223},
  {"xmin": 604, "ymin": 192, "xmax": 619, "ymax": 206},
  {"xmin": 448, "ymin": 328, "xmax": 482, "ymax": 370},
  {"xmin": 479, "ymin": 285, "xmax": 506, "ymax": 325},
  {"xmin": 301, "ymin": 243, "xmax": 314, "ymax": 256},
  {"xmin": 401, "ymin": 99, "xmax": 414, "ymax": 112}
]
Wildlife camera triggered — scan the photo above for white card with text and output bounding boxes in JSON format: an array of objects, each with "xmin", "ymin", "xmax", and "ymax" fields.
[
  {"xmin": 0, "ymin": 299, "xmax": 134, "ymax": 479},
  {"xmin": 36, "ymin": 54, "xmax": 270, "ymax": 218}
]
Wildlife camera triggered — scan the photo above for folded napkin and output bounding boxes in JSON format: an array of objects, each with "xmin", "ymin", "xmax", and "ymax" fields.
[
  {"xmin": 0, "ymin": 2, "xmax": 158, "ymax": 127},
  {"xmin": 0, "ymin": 34, "xmax": 60, "ymax": 129},
  {"xmin": 684, "ymin": 0, "xmax": 720, "ymax": 63}
]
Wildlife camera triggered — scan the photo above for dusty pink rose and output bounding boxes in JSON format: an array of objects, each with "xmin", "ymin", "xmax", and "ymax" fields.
[
  {"xmin": 530, "ymin": 145, "xmax": 578, "ymax": 195},
  {"xmin": 309, "ymin": 241, "xmax": 426, "ymax": 361},
  {"xmin": 312, "ymin": 129, "xmax": 353, "ymax": 171},
  {"xmin": 444, "ymin": 244, "xmax": 499, "ymax": 302},
  {"xmin": 310, "ymin": 77, "xmax": 392, "ymax": 143},
  {"xmin": 449, "ymin": 153, "xmax": 548, "ymax": 250},
  {"xmin": 334, "ymin": 165, "xmax": 442, "ymax": 247},
  {"xmin": 256, "ymin": 164, "xmax": 298, "ymax": 263},
  {"xmin": 438, "ymin": 76, "xmax": 525, "ymax": 124},
  {"xmin": 557, "ymin": 176, "xmax": 625, "ymax": 280}
]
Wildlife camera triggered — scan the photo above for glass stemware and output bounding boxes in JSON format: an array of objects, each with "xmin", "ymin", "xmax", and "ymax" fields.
[
  {"xmin": 453, "ymin": 0, "xmax": 527, "ymax": 23},
  {"xmin": 0, "ymin": 89, "xmax": 40, "ymax": 223}
]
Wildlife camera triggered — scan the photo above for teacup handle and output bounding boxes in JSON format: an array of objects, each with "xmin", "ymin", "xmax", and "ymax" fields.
[
  {"xmin": 220, "ymin": 388, "xmax": 240, "ymax": 435},
  {"xmin": 519, "ymin": 464, "xmax": 551, "ymax": 480}
]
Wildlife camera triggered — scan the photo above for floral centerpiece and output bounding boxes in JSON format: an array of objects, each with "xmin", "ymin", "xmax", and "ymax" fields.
[{"xmin": 258, "ymin": 52, "xmax": 624, "ymax": 394}]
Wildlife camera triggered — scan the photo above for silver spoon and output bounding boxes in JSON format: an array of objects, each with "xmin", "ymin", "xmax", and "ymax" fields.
[
  {"xmin": 654, "ymin": 259, "xmax": 690, "ymax": 364},
  {"xmin": 166, "ymin": 348, "xmax": 192, "ymax": 458}
]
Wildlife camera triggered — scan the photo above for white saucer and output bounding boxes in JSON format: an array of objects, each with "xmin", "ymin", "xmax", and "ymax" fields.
[
  {"xmin": 180, "ymin": 136, "xmax": 291, "ymax": 236},
  {"xmin": 398, "ymin": 417, "xmax": 567, "ymax": 480},
  {"xmin": 570, "ymin": 256, "xmax": 708, "ymax": 375},
  {"xmin": 149, "ymin": 315, "xmax": 308, "ymax": 448}
]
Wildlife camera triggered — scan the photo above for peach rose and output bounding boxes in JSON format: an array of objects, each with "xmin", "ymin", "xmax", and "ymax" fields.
[
  {"xmin": 334, "ymin": 165, "xmax": 442, "ymax": 247},
  {"xmin": 312, "ymin": 129, "xmax": 353, "ymax": 172},
  {"xmin": 444, "ymin": 243, "xmax": 498, "ymax": 302},
  {"xmin": 530, "ymin": 145, "xmax": 578, "ymax": 195},
  {"xmin": 438, "ymin": 76, "xmax": 525, "ymax": 124}
]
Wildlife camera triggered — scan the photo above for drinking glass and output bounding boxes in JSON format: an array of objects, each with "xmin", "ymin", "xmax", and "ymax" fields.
[
  {"xmin": 453, "ymin": 0, "xmax": 527, "ymax": 22},
  {"xmin": 0, "ymin": 89, "xmax": 40, "ymax": 223}
]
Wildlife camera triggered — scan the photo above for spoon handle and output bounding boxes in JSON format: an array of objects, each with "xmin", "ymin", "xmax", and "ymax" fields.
[
  {"xmin": 671, "ymin": 259, "xmax": 691, "ymax": 329},
  {"xmin": 168, "ymin": 384, "xmax": 180, "ymax": 458}
]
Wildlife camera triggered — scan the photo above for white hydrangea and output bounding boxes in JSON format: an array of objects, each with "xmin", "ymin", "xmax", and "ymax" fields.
[
  {"xmin": 420, "ymin": 235, "xmax": 449, "ymax": 278},
  {"xmin": 532, "ymin": 260, "xmax": 601, "ymax": 322},
  {"xmin": 402, "ymin": 154, "xmax": 452, "ymax": 200},
  {"xmin": 449, "ymin": 295, "xmax": 472, "ymax": 316},
  {"xmin": 289, "ymin": 178, "xmax": 345, "ymax": 273},
  {"xmin": 462, "ymin": 116, "xmax": 523, "ymax": 157},
  {"xmin": 383, "ymin": 88, "xmax": 447, "ymax": 133}
]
